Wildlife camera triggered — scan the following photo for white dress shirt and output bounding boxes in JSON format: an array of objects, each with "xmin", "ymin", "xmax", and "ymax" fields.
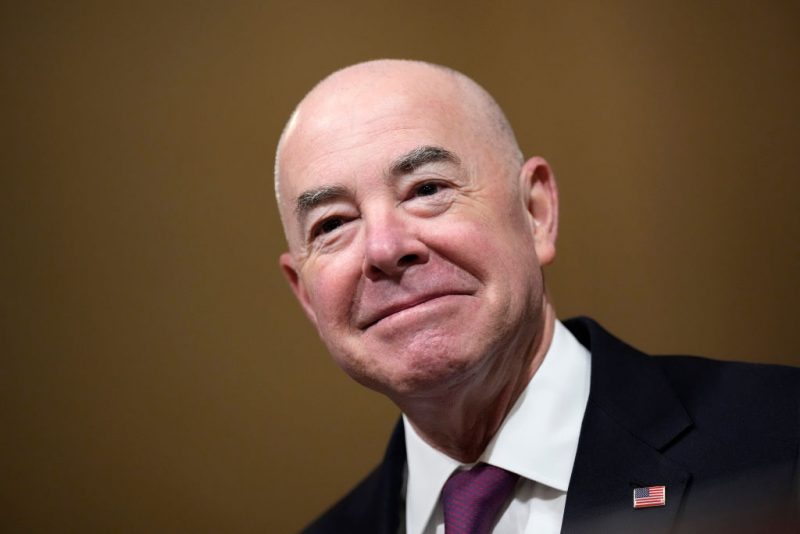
[{"xmin": 402, "ymin": 320, "xmax": 591, "ymax": 534}]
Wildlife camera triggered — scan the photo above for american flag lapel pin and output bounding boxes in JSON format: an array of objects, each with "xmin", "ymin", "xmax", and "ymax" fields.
[{"xmin": 633, "ymin": 485, "xmax": 666, "ymax": 508}]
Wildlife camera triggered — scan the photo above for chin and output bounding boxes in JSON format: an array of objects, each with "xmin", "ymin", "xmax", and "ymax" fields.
[
  {"xmin": 352, "ymin": 338, "xmax": 488, "ymax": 399},
  {"xmin": 325, "ymin": 306, "xmax": 513, "ymax": 398}
]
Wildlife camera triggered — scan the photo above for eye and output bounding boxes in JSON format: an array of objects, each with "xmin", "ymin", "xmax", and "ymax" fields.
[
  {"xmin": 312, "ymin": 217, "xmax": 345, "ymax": 238},
  {"xmin": 413, "ymin": 182, "xmax": 441, "ymax": 197}
]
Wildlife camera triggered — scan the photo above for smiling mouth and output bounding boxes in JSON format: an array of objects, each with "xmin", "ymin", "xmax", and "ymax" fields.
[{"xmin": 360, "ymin": 292, "xmax": 472, "ymax": 330}]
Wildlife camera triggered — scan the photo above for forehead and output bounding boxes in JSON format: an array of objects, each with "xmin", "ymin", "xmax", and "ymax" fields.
[{"xmin": 281, "ymin": 90, "xmax": 469, "ymax": 193}]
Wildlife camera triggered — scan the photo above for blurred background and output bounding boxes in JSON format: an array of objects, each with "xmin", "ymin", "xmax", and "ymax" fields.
[{"xmin": 2, "ymin": 1, "xmax": 798, "ymax": 531}]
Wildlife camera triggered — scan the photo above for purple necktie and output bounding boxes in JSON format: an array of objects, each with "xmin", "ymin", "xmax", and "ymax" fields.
[{"xmin": 441, "ymin": 463, "xmax": 520, "ymax": 534}]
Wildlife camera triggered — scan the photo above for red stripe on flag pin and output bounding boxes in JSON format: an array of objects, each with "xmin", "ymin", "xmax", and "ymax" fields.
[{"xmin": 633, "ymin": 485, "xmax": 666, "ymax": 508}]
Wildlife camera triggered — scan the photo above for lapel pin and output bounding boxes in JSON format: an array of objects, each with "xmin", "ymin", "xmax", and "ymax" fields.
[{"xmin": 633, "ymin": 485, "xmax": 666, "ymax": 508}]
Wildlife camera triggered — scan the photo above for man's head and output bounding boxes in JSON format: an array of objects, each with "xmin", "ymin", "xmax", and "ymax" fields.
[{"xmin": 275, "ymin": 60, "xmax": 558, "ymax": 406}]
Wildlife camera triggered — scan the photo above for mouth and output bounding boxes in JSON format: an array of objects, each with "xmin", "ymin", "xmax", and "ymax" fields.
[{"xmin": 359, "ymin": 291, "xmax": 472, "ymax": 330}]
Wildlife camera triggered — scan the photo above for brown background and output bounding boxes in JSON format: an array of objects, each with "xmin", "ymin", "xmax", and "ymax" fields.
[{"xmin": 2, "ymin": 1, "xmax": 798, "ymax": 532}]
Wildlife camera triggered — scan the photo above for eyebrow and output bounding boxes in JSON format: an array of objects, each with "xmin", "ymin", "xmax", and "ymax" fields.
[
  {"xmin": 295, "ymin": 184, "xmax": 350, "ymax": 217},
  {"xmin": 390, "ymin": 145, "xmax": 460, "ymax": 175}
]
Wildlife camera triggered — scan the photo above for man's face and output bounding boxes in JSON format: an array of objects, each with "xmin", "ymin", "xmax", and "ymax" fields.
[{"xmin": 278, "ymin": 72, "xmax": 555, "ymax": 400}]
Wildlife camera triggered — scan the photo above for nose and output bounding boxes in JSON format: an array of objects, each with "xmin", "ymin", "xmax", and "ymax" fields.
[{"xmin": 362, "ymin": 212, "xmax": 429, "ymax": 280}]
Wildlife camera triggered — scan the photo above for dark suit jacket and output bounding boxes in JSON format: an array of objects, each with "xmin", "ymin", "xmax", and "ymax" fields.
[{"xmin": 303, "ymin": 317, "xmax": 799, "ymax": 533}]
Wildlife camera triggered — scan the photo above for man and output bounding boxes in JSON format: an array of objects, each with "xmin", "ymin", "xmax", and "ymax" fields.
[{"xmin": 275, "ymin": 60, "xmax": 798, "ymax": 533}]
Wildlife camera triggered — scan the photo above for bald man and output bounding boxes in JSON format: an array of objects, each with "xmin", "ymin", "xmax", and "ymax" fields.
[{"xmin": 275, "ymin": 60, "xmax": 799, "ymax": 534}]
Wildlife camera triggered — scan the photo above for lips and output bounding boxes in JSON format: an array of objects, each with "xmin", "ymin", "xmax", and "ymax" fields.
[
  {"xmin": 351, "ymin": 257, "xmax": 481, "ymax": 330},
  {"xmin": 356, "ymin": 290, "xmax": 473, "ymax": 330}
]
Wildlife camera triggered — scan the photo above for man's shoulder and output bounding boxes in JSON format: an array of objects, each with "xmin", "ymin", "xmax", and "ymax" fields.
[
  {"xmin": 565, "ymin": 315, "xmax": 799, "ymax": 430},
  {"xmin": 565, "ymin": 316, "xmax": 798, "ymax": 393},
  {"xmin": 654, "ymin": 353, "xmax": 799, "ymax": 441},
  {"xmin": 655, "ymin": 352, "xmax": 800, "ymax": 397}
]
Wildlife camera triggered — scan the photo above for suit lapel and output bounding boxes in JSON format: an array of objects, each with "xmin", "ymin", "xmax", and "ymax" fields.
[
  {"xmin": 373, "ymin": 420, "xmax": 407, "ymax": 534},
  {"xmin": 561, "ymin": 318, "xmax": 693, "ymax": 534}
]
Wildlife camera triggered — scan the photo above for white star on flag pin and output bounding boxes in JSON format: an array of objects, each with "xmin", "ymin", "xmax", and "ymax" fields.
[{"xmin": 633, "ymin": 485, "xmax": 666, "ymax": 508}]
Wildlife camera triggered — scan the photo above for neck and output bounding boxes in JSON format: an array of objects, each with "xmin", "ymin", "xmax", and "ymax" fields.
[{"xmin": 397, "ymin": 303, "xmax": 556, "ymax": 463}]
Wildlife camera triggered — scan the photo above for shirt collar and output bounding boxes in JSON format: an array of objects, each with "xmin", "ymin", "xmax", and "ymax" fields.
[{"xmin": 403, "ymin": 320, "xmax": 591, "ymax": 534}]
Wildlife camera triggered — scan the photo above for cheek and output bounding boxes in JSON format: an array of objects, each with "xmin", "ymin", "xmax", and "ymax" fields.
[
  {"xmin": 432, "ymin": 211, "xmax": 535, "ymax": 279},
  {"xmin": 303, "ymin": 255, "xmax": 361, "ymax": 328}
]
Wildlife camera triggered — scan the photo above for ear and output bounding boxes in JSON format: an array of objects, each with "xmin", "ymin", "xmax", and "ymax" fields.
[
  {"xmin": 519, "ymin": 156, "xmax": 559, "ymax": 266},
  {"xmin": 279, "ymin": 252, "xmax": 318, "ymax": 327}
]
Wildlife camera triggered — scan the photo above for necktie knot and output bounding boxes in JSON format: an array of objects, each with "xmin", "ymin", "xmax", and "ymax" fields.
[{"xmin": 441, "ymin": 463, "xmax": 520, "ymax": 534}]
